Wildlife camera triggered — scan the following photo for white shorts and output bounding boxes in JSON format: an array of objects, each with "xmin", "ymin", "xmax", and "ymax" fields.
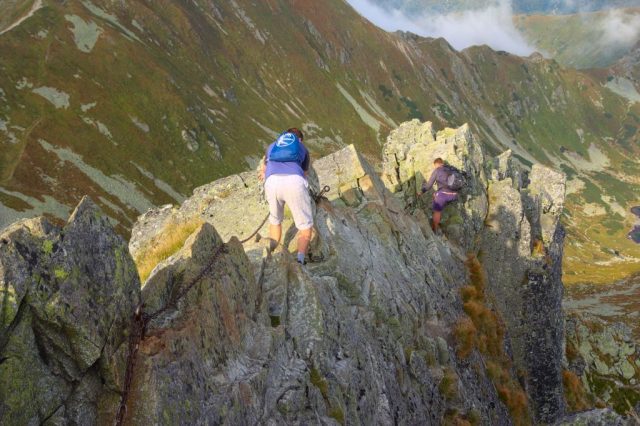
[{"xmin": 264, "ymin": 174, "xmax": 313, "ymax": 230}]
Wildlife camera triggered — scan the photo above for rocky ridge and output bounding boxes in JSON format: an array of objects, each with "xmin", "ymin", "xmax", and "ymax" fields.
[
  {"xmin": 1, "ymin": 0, "xmax": 639, "ymax": 287},
  {"xmin": 0, "ymin": 120, "xmax": 631, "ymax": 424}
]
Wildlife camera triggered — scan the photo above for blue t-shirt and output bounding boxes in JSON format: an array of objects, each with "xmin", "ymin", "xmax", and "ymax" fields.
[{"xmin": 265, "ymin": 141, "xmax": 310, "ymax": 179}]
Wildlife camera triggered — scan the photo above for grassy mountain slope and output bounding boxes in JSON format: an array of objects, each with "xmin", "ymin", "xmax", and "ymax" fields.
[
  {"xmin": 0, "ymin": 0, "xmax": 639, "ymax": 283},
  {"xmin": 515, "ymin": 8, "xmax": 640, "ymax": 69}
]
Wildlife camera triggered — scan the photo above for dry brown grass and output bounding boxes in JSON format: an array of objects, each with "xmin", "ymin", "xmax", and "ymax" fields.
[
  {"xmin": 452, "ymin": 255, "xmax": 532, "ymax": 425},
  {"xmin": 497, "ymin": 384, "xmax": 530, "ymax": 426},
  {"xmin": 565, "ymin": 341, "xmax": 579, "ymax": 363},
  {"xmin": 442, "ymin": 410, "xmax": 473, "ymax": 426},
  {"xmin": 532, "ymin": 239, "xmax": 545, "ymax": 256},
  {"xmin": 453, "ymin": 318, "xmax": 478, "ymax": 358},
  {"xmin": 562, "ymin": 370, "xmax": 591, "ymax": 412},
  {"xmin": 134, "ymin": 219, "xmax": 204, "ymax": 282}
]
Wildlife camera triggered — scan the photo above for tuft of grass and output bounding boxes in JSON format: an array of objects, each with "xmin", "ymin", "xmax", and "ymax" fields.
[
  {"xmin": 532, "ymin": 239, "xmax": 545, "ymax": 256},
  {"xmin": 466, "ymin": 409, "xmax": 482, "ymax": 426},
  {"xmin": 309, "ymin": 366, "xmax": 329, "ymax": 400},
  {"xmin": 310, "ymin": 365, "xmax": 346, "ymax": 424},
  {"xmin": 453, "ymin": 318, "xmax": 477, "ymax": 358},
  {"xmin": 565, "ymin": 341, "xmax": 579, "ymax": 363},
  {"xmin": 453, "ymin": 255, "xmax": 531, "ymax": 425},
  {"xmin": 269, "ymin": 315, "xmax": 281, "ymax": 327},
  {"xmin": 134, "ymin": 219, "xmax": 203, "ymax": 283},
  {"xmin": 42, "ymin": 240, "xmax": 54, "ymax": 255},
  {"xmin": 439, "ymin": 367, "xmax": 459, "ymax": 400},
  {"xmin": 328, "ymin": 407, "xmax": 345, "ymax": 425},
  {"xmin": 497, "ymin": 384, "xmax": 529, "ymax": 425},
  {"xmin": 442, "ymin": 409, "xmax": 472, "ymax": 426},
  {"xmin": 562, "ymin": 370, "xmax": 591, "ymax": 412},
  {"xmin": 53, "ymin": 267, "xmax": 68, "ymax": 280}
]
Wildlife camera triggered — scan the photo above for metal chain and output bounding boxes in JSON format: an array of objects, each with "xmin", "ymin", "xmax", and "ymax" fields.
[
  {"xmin": 115, "ymin": 186, "xmax": 329, "ymax": 425},
  {"xmin": 310, "ymin": 185, "xmax": 330, "ymax": 203},
  {"xmin": 114, "ymin": 212, "xmax": 270, "ymax": 426}
]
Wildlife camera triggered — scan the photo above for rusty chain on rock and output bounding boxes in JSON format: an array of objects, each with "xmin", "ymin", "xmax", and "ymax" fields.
[
  {"xmin": 115, "ymin": 213, "xmax": 268, "ymax": 426},
  {"xmin": 115, "ymin": 185, "xmax": 330, "ymax": 425}
]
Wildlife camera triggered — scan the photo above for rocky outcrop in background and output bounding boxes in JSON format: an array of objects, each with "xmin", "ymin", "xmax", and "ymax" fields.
[
  {"xmin": 565, "ymin": 312, "xmax": 640, "ymax": 415},
  {"xmin": 3, "ymin": 120, "xmax": 630, "ymax": 425},
  {"xmin": 382, "ymin": 120, "xmax": 567, "ymax": 422}
]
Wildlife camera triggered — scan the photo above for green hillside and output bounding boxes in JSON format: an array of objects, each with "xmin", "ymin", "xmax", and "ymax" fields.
[
  {"xmin": 515, "ymin": 8, "xmax": 640, "ymax": 69},
  {"xmin": 0, "ymin": 0, "xmax": 639, "ymax": 284}
]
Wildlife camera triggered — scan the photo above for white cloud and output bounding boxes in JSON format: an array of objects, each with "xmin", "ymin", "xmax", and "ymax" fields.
[
  {"xmin": 599, "ymin": 9, "xmax": 640, "ymax": 45},
  {"xmin": 346, "ymin": 0, "xmax": 537, "ymax": 56}
]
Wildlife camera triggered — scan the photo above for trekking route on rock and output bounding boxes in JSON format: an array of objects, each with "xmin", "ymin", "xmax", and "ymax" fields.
[
  {"xmin": 115, "ymin": 186, "xmax": 330, "ymax": 424},
  {"xmin": 115, "ymin": 212, "xmax": 270, "ymax": 426}
]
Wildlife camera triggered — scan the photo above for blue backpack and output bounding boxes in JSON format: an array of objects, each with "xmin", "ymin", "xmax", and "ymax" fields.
[{"xmin": 268, "ymin": 132, "xmax": 305, "ymax": 164}]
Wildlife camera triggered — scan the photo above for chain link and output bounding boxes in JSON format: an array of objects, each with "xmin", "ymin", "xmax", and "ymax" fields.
[
  {"xmin": 115, "ymin": 213, "xmax": 268, "ymax": 426},
  {"xmin": 115, "ymin": 186, "xmax": 329, "ymax": 425}
]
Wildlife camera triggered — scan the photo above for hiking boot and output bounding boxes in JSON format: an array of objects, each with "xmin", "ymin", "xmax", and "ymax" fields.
[{"xmin": 265, "ymin": 238, "xmax": 278, "ymax": 253}]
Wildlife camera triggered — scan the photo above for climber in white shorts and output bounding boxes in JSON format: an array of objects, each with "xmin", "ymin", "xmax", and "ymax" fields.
[{"xmin": 259, "ymin": 128, "xmax": 313, "ymax": 264}]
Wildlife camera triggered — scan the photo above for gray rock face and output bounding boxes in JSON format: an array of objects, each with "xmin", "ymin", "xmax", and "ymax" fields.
[
  {"xmin": 565, "ymin": 313, "xmax": 640, "ymax": 413},
  {"xmin": 1, "ymin": 121, "xmax": 570, "ymax": 425},
  {"xmin": 382, "ymin": 120, "xmax": 488, "ymax": 252},
  {"xmin": 480, "ymin": 154, "xmax": 567, "ymax": 423},
  {"xmin": 381, "ymin": 121, "xmax": 567, "ymax": 423},
  {"xmin": 557, "ymin": 408, "xmax": 634, "ymax": 426},
  {"xmin": 0, "ymin": 197, "xmax": 140, "ymax": 425},
  {"xmin": 124, "ymin": 138, "xmax": 510, "ymax": 424}
]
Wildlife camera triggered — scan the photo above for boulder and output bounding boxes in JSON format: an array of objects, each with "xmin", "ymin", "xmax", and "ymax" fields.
[{"xmin": 0, "ymin": 197, "xmax": 140, "ymax": 425}]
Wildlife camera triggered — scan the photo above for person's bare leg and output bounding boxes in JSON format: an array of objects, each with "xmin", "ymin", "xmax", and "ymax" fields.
[
  {"xmin": 432, "ymin": 211, "xmax": 441, "ymax": 232},
  {"xmin": 268, "ymin": 224, "xmax": 282, "ymax": 251},
  {"xmin": 297, "ymin": 227, "xmax": 313, "ymax": 263}
]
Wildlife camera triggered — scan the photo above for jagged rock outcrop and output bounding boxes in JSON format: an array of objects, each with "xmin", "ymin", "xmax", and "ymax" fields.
[
  {"xmin": 0, "ymin": 197, "xmax": 140, "ymax": 424},
  {"xmin": 1, "ymin": 120, "xmax": 574, "ymax": 425},
  {"xmin": 565, "ymin": 313, "xmax": 640, "ymax": 415},
  {"xmin": 381, "ymin": 120, "xmax": 567, "ymax": 423},
  {"xmin": 382, "ymin": 120, "xmax": 488, "ymax": 252},
  {"xmin": 126, "ymin": 135, "xmax": 509, "ymax": 424},
  {"xmin": 481, "ymin": 157, "xmax": 567, "ymax": 423}
]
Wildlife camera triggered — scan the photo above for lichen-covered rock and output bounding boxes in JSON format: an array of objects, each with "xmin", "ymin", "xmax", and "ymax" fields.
[
  {"xmin": 490, "ymin": 149, "xmax": 523, "ymax": 189},
  {"xmin": 1, "ymin": 120, "xmax": 572, "ymax": 425},
  {"xmin": 528, "ymin": 164, "xmax": 566, "ymax": 245},
  {"xmin": 565, "ymin": 313, "xmax": 640, "ymax": 414},
  {"xmin": 382, "ymin": 120, "xmax": 568, "ymax": 422},
  {"xmin": 481, "ymin": 155, "xmax": 567, "ymax": 423},
  {"xmin": 0, "ymin": 197, "xmax": 140, "ymax": 425},
  {"xmin": 126, "ymin": 223, "xmax": 272, "ymax": 425},
  {"xmin": 557, "ymin": 408, "xmax": 634, "ymax": 425},
  {"xmin": 381, "ymin": 119, "xmax": 488, "ymax": 251},
  {"xmin": 129, "ymin": 164, "xmax": 322, "ymax": 264}
]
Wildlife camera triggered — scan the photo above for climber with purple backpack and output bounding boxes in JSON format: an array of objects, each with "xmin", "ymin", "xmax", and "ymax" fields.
[
  {"xmin": 258, "ymin": 128, "xmax": 313, "ymax": 264},
  {"xmin": 418, "ymin": 158, "xmax": 466, "ymax": 233}
]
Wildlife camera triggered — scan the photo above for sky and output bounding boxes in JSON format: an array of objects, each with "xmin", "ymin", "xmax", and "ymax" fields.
[{"xmin": 345, "ymin": 0, "xmax": 538, "ymax": 56}]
